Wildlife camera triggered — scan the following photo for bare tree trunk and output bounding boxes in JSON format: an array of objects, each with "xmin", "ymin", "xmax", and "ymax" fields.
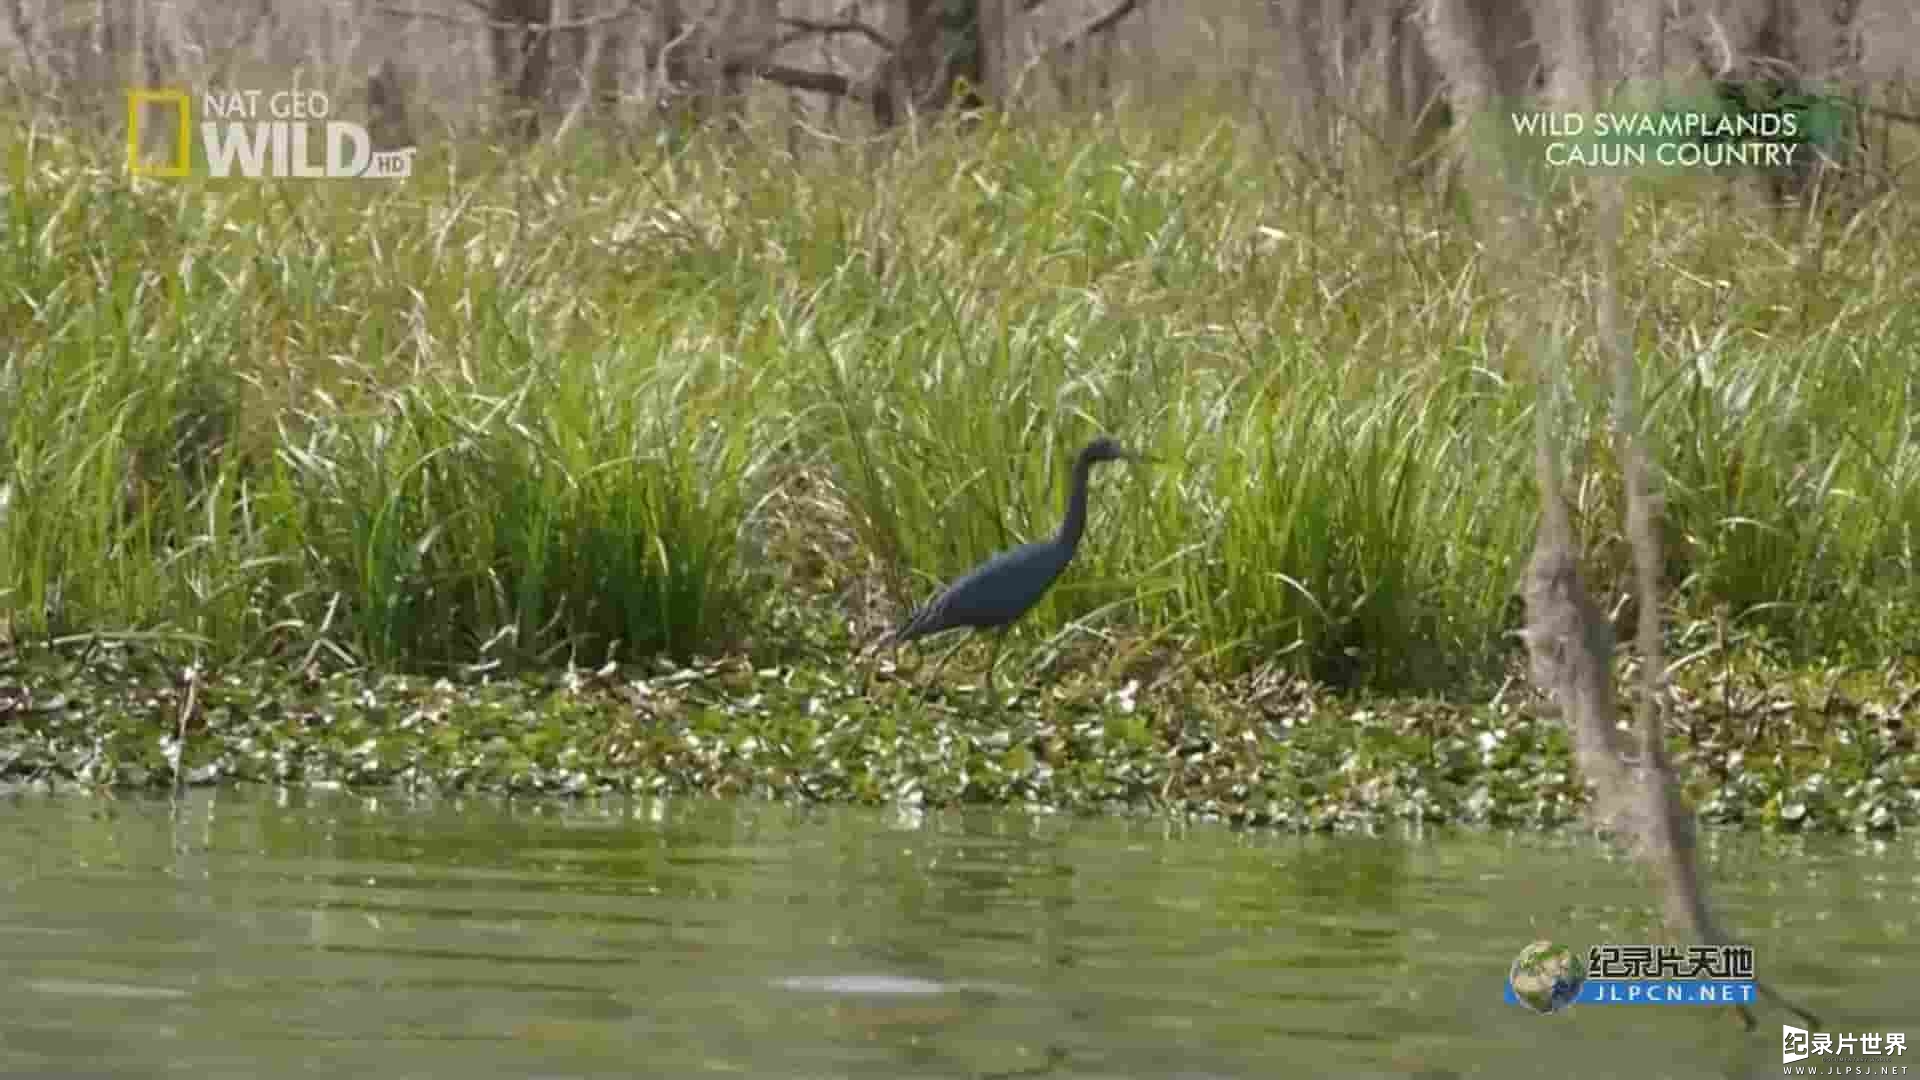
[
  {"xmin": 1421, "ymin": 0, "xmax": 1539, "ymax": 113},
  {"xmin": 591, "ymin": 11, "xmax": 630, "ymax": 115},
  {"xmin": 548, "ymin": 6, "xmax": 631, "ymax": 135},
  {"xmin": 715, "ymin": 0, "xmax": 781, "ymax": 127},
  {"xmin": 873, "ymin": 0, "xmax": 935, "ymax": 128},
  {"xmin": 367, "ymin": 57, "xmax": 414, "ymax": 151},
  {"xmin": 650, "ymin": 0, "xmax": 693, "ymax": 119},
  {"xmin": 872, "ymin": 0, "xmax": 997, "ymax": 129},
  {"xmin": 550, "ymin": 0, "xmax": 586, "ymax": 115},
  {"xmin": 3, "ymin": 0, "xmax": 42, "ymax": 87},
  {"xmin": 650, "ymin": 0, "xmax": 750, "ymax": 130},
  {"xmin": 1050, "ymin": 10, "xmax": 1116, "ymax": 110},
  {"xmin": 491, "ymin": 0, "xmax": 554, "ymax": 140},
  {"xmin": 978, "ymin": 0, "xmax": 1010, "ymax": 103},
  {"xmin": 1687, "ymin": 0, "xmax": 1863, "ymax": 203},
  {"xmin": 1319, "ymin": 0, "xmax": 1360, "ymax": 86},
  {"xmin": 123, "ymin": 0, "xmax": 178, "ymax": 165},
  {"xmin": 1382, "ymin": 0, "xmax": 1446, "ymax": 178},
  {"xmin": 1617, "ymin": 0, "xmax": 1667, "ymax": 90},
  {"xmin": 1272, "ymin": 0, "xmax": 1332, "ymax": 145},
  {"xmin": 91, "ymin": 0, "xmax": 119, "ymax": 93},
  {"xmin": 946, "ymin": 0, "xmax": 991, "ymax": 114},
  {"xmin": 1415, "ymin": 0, "xmax": 1543, "ymax": 202}
]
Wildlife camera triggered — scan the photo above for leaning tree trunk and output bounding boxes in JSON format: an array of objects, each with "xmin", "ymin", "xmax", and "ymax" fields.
[{"xmin": 1428, "ymin": 0, "xmax": 1826, "ymax": 1038}]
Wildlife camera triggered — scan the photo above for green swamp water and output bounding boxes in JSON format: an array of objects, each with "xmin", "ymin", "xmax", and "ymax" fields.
[{"xmin": 0, "ymin": 789, "xmax": 1911, "ymax": 1078}]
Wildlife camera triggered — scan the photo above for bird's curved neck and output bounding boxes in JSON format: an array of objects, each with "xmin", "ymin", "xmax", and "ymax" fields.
[{"xmin": 1054, "ymin": 454, "xmax": 1096, "ymax": 549}]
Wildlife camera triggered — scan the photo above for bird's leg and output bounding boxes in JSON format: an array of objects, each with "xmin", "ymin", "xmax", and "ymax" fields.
[
  {"xmin": 865, "ymin": 640, "xmax": 900, "ymax": 697},
  {"xmin": 918, "ymin": 632, "xmax": 971, "ymax": 701},
  {"xmin": 984, "ymin": 629, "xmax": 1006, "ymax": 709}
]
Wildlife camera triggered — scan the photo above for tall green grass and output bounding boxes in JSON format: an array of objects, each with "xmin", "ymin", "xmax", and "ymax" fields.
[
  {"xmin": 2, "ymin": 105, "xmax": 1916, "ymax": 688},
  {"xmin": 1, "ymin": 128, "xmax": 775, "ymax": 668}
]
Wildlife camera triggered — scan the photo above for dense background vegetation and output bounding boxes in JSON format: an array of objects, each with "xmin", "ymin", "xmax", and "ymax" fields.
[
  {"xmin": 0, "ymin": 2, "xmax": 1914, "ymax": 831},
  {"xmin": 3, "ymin": 106, "xmax": 1917, "ymax": 693}
]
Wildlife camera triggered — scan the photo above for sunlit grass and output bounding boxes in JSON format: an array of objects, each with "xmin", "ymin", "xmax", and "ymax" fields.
[{"xmin": 2, "ymin": 103, "xmax": 1917, "ymax": 688}]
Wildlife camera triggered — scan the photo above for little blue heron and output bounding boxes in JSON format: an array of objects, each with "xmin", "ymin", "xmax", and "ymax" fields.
[{"xmin": 873, "ymin": 435, "xmax": 1152, "ymax": 701}]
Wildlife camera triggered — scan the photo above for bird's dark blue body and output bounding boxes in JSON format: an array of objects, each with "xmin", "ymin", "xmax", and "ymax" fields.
[
  {"xmin": 893, "ymin": 538, "xmax": 1075, "ymax": 642},
  {"xmin": 879, "ymin": 436, "xmax": 1146, "ymax": 687}
]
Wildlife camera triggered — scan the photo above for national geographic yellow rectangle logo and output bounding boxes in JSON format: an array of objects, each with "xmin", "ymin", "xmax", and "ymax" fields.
[{"xmin": 127, "ymin": 89, "xmax": 191, "ymax": 177}]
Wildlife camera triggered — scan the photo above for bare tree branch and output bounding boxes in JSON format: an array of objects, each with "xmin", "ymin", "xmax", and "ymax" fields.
[
  {"xmin": 777, "ymin": 15, "xmax": 893, "ymax": 51},
  {"xmin": 1, "ymin": 0, "xmax": 37, "ymax": 82},
  {"xmin": 1035, "ymin": 0, "xmax": 1140, "ymax": 64},
  {"xmin": 375, "ymin": 0, "xmax": 644, "ymax": 33},
  {"xmin": 725, "ymin": 58, "xmax": 861, "ymax": 98},
  {"xmin": 1865, "ymin": 101, "xmax": 1920, "ymax": 127}
]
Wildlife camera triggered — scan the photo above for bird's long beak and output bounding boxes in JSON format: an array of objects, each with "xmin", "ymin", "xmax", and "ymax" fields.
[{"xmin": 1125, "ymin": 450, "xmax": 1159, "ymax": 465}]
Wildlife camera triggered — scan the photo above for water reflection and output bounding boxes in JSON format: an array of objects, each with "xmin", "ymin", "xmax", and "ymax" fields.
[{"xmin": 0, "ymin": 789, "xmax": 1911, "ymax": 1078}]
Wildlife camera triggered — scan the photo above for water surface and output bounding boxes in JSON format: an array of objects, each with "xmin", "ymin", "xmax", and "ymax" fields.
[{"xmin": 0, "ymin": 789, "xmax": 1911, "ymax": 1078}]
